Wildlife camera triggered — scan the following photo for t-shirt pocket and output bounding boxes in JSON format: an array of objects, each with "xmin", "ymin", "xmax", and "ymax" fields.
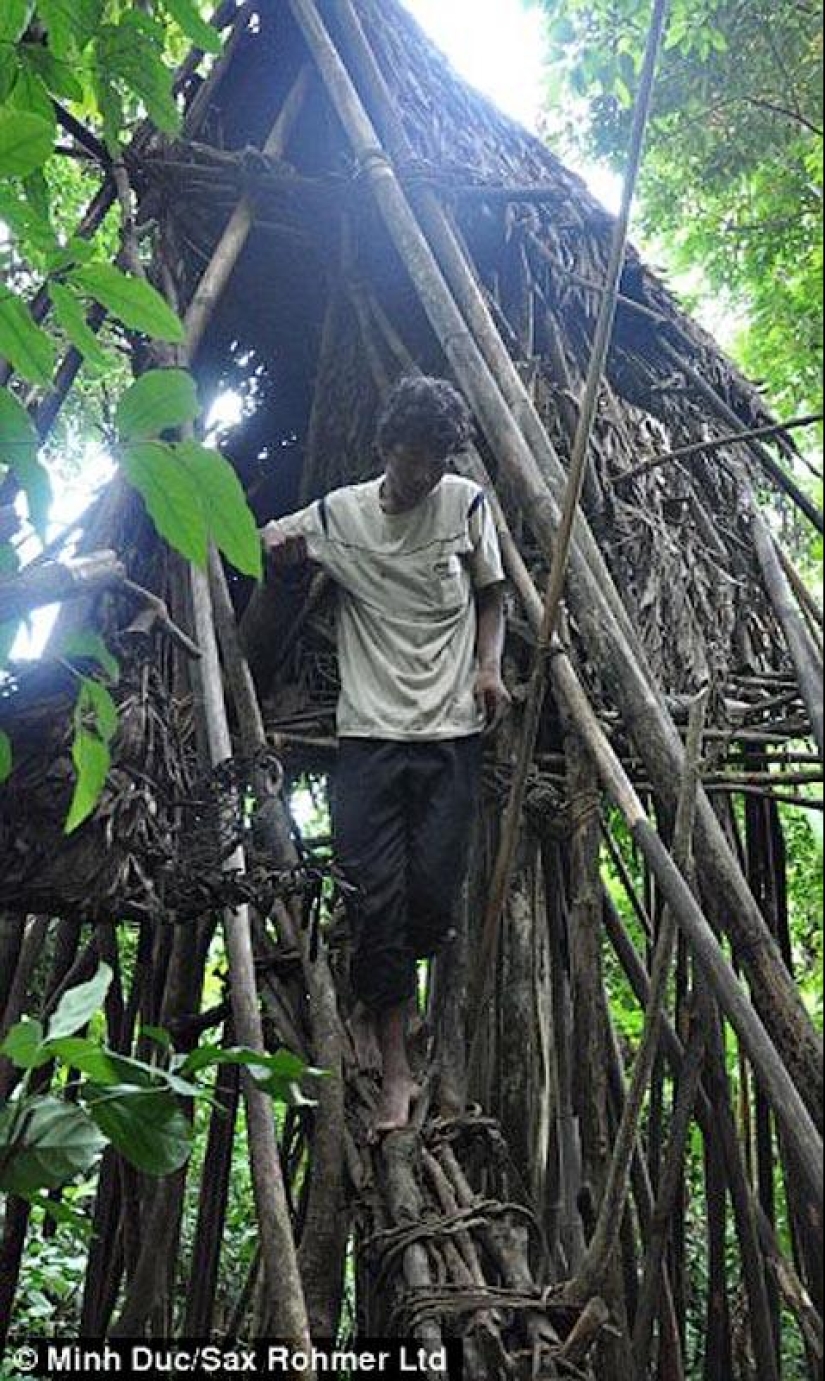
[{"xmin": 431, "ymin": 543, "xmax": 470, "ymax": 612}]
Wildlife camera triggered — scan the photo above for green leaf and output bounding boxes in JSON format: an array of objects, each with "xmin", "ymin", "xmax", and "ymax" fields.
[
  {"xmin": 22, "ymin": 168, "xmax": 51, "ymax": 225},
  {"xmin": 49, "ymin": 282, "xmax": 109, "ymax": 374},
  {"xmin": 70, "ymin": 264, "xmax": 183, "ymax": 342},
  {"xmin": 121, "ymin": 440, "xmax": 208, "ymax": 567},
  {"xmin": 180, "ymin": 1043, "xmax": 324, "ymax": 1105},
  {"xmin": 140, "ymin": 1025, "xmax": 172, "ymax": 1050},
  {"xmin": 95, "ymin": 17, "xmax": 179, "ymax": 134},
  {"xmin": 116, "ymin": 368, "xmax": 200, "ymax": 442},
  {"xmin": 36, "ymin": 0, "xmax": 102, "ymax": 57},
  {"xmin": 0, "ymin": 107, "xmax": 53, "ymax": 176},
  {"xmin": 0, "ymin": 728, "xmax": 11, "ymax": 781},
  {"xmin": 163, "ymin": 0, "xmax": 222, "ymax": 54},
  {"xmin": 21, "ymin": 43, "xmax": 84, "ymax": 101},
  {"xmin": 0, "ymin": 384, "xmax": 37, "ymax": 466},
  {"xmin": 0, "ymin": 1, "xmax": 32, "ymax": 44},
  {"xmin": 0, "ymin": 1017, "xmax": 47, "ymax": 1068},
  {"xmin": 0, "ymin": 288, "xmax": 56, "ymax": 386},
  {"xmin": 85, "ymin": 1083, "xmax": 192, "ymax": 1175},
  {"xmin": 0, "ymin": 43, "xmax": 20, "ymax": 104},
  {"xmin": 78, "ymin": 676, "xmax": 118, "ymax": 743},
  {"xmin": 45, "ymin": 1037, "xmax": 151, "ymax": 1086},
  {"xmin": 0, "ymin": 1097, "xmax": 104, "ymax": 1194},
  {"xmin": 61, "ymin": 629, "xmax": 119, "ymax": 683},
  {"xmin": 29, "ymin": 1190, "xmax": 89, "ymax": 1231},
  {"xmin": 46, "ymin": 962, "xmax": 112, "ymax": 1040},
  {"xmin": 177, "ymin": 441, "xmax": 263, "ymax": 579},
  {"xmin": 0, "ymin": 389, "xmax": 51, "ymax": 537},
  {"xmin": 64, "ymin": 728, "xmax": 110, "ymax": 834},
  {"xmin": 0, "ymin": 181, "xmax": 56, "ymax": 253},
  {"xmin": 9, "ymin": 63, "xmax": 56, "ymax": 128}
]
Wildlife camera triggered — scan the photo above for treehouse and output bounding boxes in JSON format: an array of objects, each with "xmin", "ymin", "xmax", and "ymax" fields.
[{"xmin": 0, "ymin": 0, "xmax": 822, "ymax": 1376}]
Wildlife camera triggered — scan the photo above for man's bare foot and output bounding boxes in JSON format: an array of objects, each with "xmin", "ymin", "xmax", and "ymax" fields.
[{"xmin": 370, "ymin": 1074, "xmax": 421, "ymax": 1139}]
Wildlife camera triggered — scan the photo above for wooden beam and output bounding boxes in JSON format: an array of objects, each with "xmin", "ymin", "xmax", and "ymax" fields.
[
  {"xmin": 0, "ymin": 551, "xmax": 123, "ymax": 624},
  {"xmin": 614, "ymin": 413, "xmax": 823, "ymax": 486}
]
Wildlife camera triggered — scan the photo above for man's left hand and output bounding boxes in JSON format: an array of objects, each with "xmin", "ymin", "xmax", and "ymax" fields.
[{"xmin": 474, "ymin": 668, "xmax": 511, "ymax": 733}]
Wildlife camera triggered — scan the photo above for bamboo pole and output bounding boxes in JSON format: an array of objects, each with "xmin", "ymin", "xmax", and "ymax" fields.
[
  {"xmin": 601, "ymin": 891, "xmax": 823, "ymax": 1361},
  {"xmin": 774, "ymin": 539, "xmax": 824, "ymax": 632},
  {"xmin": 564, "ymin": 689, "xmax": 709, "ymax": 1308},
  {"xmin": 614, "ymin": 412, "xmax": 823, "ymax": 486},
  {"xmin": 472, "ymin": 0, "xmax": 668, "ymax": 1023},
  {"xmin": 658, "ymin": 337, "xmax": 823, "ymax": 534},
  {"xmin": 158, "ymin": 71, "xmax": 318, "ymax": 1342},
  {"xmin": 290, "ymin": 0, "xmax": 824, "ymax": 1118},
  {"xmin": 188, "ymin": 561, "xmax": 311, "ymax": 1354},
  {"xmin": 462, "ymin": 452, "xmax": 823, "ymax": 1208},
  {"xmin": 749, "ymin": 503, "xmax": 824, "ymax": 758},
  {"xmin": 184, "ymin": 66, "xmax": 311, "ymax": 357}
]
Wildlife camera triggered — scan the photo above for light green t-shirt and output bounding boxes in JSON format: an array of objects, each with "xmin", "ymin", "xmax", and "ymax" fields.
[{"xmin": 274, "ymin": 474, "xmax": 504, "ymax": 740}]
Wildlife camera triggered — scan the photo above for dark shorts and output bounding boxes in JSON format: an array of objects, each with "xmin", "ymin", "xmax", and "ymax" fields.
[{"xmin": 332, "ymin": 736, "xmax": 482, "ymax": 1011}]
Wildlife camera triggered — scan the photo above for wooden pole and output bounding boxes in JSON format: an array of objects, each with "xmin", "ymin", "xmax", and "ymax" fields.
[
  {"xmin": 659, "ymin": 337, "xmax": 823, "ymax": 534},
  {"xmin": 291, "ymin": 0, "xmax": 824, "ymax": 1118},
  {"xmin": 188, "ymin": 561, "xmax": 311, "ymax": 1354},
  {"xmin": 184, "ymin": 66, "xmax": 311, "ymax": 358},
  {"xmin": 0, "ymin": 551, "xmax": 123, "ymax": 623},
  {"xmin": 749, "ymin": 503, "xmax": 824, "ymax": 758},
  {"xmin": 472, "ymin": 0, "xmax": 668, "ymax": 1021},
  {"xmin": 614, "ymin": 412, "xmax": 823, "ymax": 486},
  {"xmin": 464, "ymin": 453, "xmax": 823, "ymax": 1208},
  {"xmin": 564, "ymin": 689, "xmax": 708, "ymax": 1307}
]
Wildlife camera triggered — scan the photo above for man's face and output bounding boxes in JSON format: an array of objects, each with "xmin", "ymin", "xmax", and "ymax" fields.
[{"xmin": 382, "ymin": 445, "xmax": 447, "ymax": 511}]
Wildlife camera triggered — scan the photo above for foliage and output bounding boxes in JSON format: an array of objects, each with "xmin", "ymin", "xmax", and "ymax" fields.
[
  {"xmin": 0, "ymin": 0, "xmax": 262, "ymax": 818},
  {"xmin": 0, "ymin": 962, "xmax": 323, "ymax": 1199},
  {"xmin": 529, "ymin": 0, "xmax": 823, "ymax": 420}
]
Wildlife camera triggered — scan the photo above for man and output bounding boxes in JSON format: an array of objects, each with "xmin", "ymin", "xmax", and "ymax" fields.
[{"xmin": 261, "ymin": 376, "xmax": 509, "ymax": 1133}]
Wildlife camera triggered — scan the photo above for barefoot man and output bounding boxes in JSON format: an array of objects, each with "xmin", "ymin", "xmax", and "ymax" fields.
[{"xmin": 261, "ymin": 376, "xmax": 509, "ymax": 1133}]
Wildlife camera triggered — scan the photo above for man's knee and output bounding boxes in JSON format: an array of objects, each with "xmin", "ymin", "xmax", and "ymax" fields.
[{"xmin": 407, "ymin": 881, "xmax": 457, "ymax": 958}]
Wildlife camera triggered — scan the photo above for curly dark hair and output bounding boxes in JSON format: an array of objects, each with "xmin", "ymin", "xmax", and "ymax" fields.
[{"xmin": 375, "ymin": 376, "xmax": 474, "ymax": 462}]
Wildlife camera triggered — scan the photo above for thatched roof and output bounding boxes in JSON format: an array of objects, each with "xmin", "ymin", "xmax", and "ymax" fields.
[{"xmin": 0, "ymin": 0, "xmax": 810, "ymax": 921}]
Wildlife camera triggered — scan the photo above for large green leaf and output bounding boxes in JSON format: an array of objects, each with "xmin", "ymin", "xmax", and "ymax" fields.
[
  {"xmin": 0, "ymin": 383, "xmax": 38, "ymax": 468},
  {"xmin": 0, "ymin": 288, "xmax": 56, "ymax": 386},
  {"xmin": 0, "ymin": 1017, "xmax": 46, "ymax": 1068},
  {"xmin": 116, "ymin": 368, "xmax": 200, "ymax": 442},
  {"xmin": 121, "ymin": 440, "xmax": 208, "ymax": 567},
  {"xmin": 46, "ymin": 1037, "xmax": 152, "ymax": 1086},
  {"xmin": 49, "ymin": 282, "xmax": 110, "ymax": 374},
  {"xmin": 0, "ymin": 107, "xmax": 53, "ymax": 176},
  {"xmin": 179, "ymin": 1043, "xmax": 324, "ymax": 1104},
  {"xmin": 0, "ymin": 43, "xmax": 20, "ymax": 105},
  {"xmin": 46, "ymin": 962, "xmax": 112, "ymax": 1040},
  {"xmin": 9, "ymin": 64, "xmax": 56, "ymax": 129},
  {"xmin": 0, "ymin": 388, "xmax": 51, "ymax": 537},
  {"xmin": 0, "ymin": 1, "xmax": 32, "ymax": 44},
  {"xmin": 70, "ymin": 264, "xmax": 183, "ymax": 342},
  {"xmin": 64, "ymin": 727, "xmax": 110, "ymax": 834},
  {"xmin": 85, "ymin": 1084, "xmax": 192, "ymax": 1175},
  {"xmin": 77, "ymin": 676, "xmax": 118, "ymax": 743},
  {"xmin": 21, "ymin": 43, "xmax": 84, "ymax": 102},
  {"xmin": 0, "ymin": 1097, "xmax": 105, "ymax": 1195},
  {"xmin": 177, "ymin": 441, "xmax": 263, "ymax": 579},
  {"xmin": 0, "ymin": 181, "xmax": 56, "ymax": 253},
  {"xmin": 0, "ymin": 728, "xmax": 11, "ymax": 781},
  {"xmin": 95, "ymin": 17, "xmax": 179, "ymax": 134},
  {"xmin": 163, "ymin": 0, "xmax": 222, "ymax": 55},
  {"xmin": 36, "ymin": 0, "xmax": 102, "ymax": 57}
]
